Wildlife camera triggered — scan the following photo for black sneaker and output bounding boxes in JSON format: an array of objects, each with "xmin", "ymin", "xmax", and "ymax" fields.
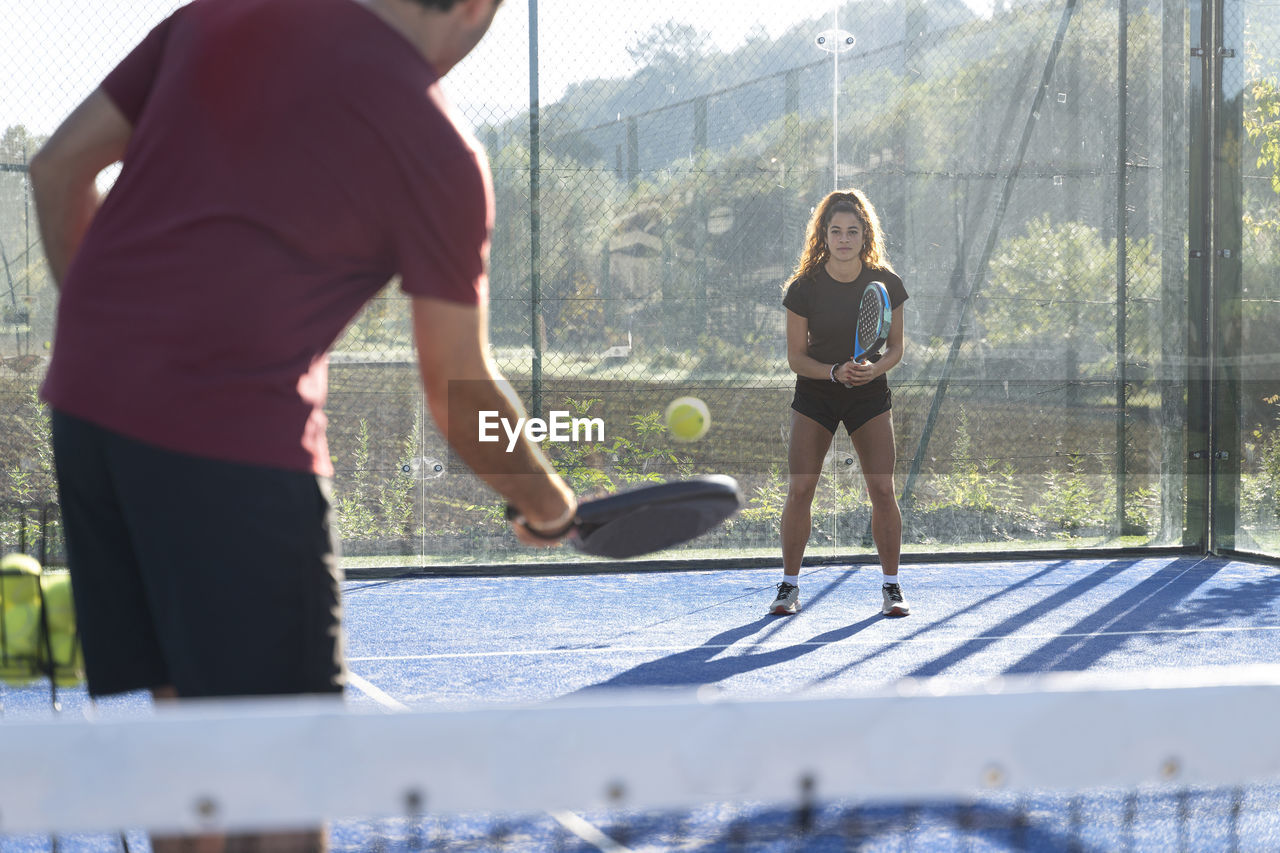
[
  {"xmin": 769, "ymin": 581, "xmax": 800, "ymax": 615},
  {"xmin": 882, "ymin": 583, "xmax": 910, "ymax": 616}
]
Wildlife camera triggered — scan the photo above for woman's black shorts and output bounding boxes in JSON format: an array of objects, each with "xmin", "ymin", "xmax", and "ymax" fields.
[{"xmin": 791, "ymin": 384, "xmax": 892, "ymax": 435}]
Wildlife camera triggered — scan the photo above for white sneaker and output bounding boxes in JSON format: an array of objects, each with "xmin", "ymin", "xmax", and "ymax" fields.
[
  {"xmin": 882, "ymin": 583, "xmax": 910, "ymax": 617},
  {"xmin": 769, "ymin": 581, "xmax": 800, "ymax": 615}
]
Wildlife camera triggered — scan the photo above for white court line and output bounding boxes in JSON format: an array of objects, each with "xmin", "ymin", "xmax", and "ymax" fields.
[
  {"xmin": 345, "ymin": 671, "xmax": 408, "ymax": 711},
  {"xmin": 346, "ymin": 670, "xmax": 629, "ymax": 853},
  {"xmin": 345, "ymin": 622, "xmax": 1280, "ymax": 664},
  {"xmin": 549, "ymin": 811, "xmax": 634, "ymax": 853}
]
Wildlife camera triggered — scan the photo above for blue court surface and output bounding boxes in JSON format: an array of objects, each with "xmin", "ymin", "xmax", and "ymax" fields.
[{"xmin": 3, "ymin": 555, "xmax": 1280, "ymax": 851}]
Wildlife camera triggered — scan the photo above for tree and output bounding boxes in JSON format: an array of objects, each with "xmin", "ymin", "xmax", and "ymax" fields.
[
  {"xmin": 1244, "ymin": 63, "xmax": 1280, "ymax": 235},
  {"xmin": 984, "ymin": 216, "xmax": 1158, "ymax": 377},
  {"xmin": 626, "ymin": 22, "xmax": 707, "ymax": 69}
]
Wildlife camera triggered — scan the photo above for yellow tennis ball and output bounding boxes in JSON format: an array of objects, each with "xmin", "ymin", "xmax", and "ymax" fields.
[
  {"xmin": 1, "ymin": 605, "xmax": 42, "ymax": 670},
  {"xmin": 39, "ymin": 571, "xmax": 76, "ymax": 635},
  {"xmin": 2, "ymin": 602, "xmax": 41, "ymax": 661},
  {"xmin": 1, "ymin": 552, "xmax": 42, "ymax": 605},
  {"xmin": 665, "ymin": 396, "xmax": 710, "ymax": 442}
]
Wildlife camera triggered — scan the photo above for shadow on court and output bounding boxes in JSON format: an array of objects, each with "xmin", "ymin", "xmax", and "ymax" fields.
[
  {"xmin": 337, "ymin": 555, "xmax": 1280, "ymax": 704},
  {"xmin": 1003, "ymin": 556, "xmax": 1228, "ymax": 674},
  {"xmin": 1150, "ymin": 566, "xmax": 1280, "ymax": 631},
  {"xmin": 574, "ymin": 613, "xmax": 885, "ymax": 693},
  {"xmin": 802, "ymin": 559, "xmax": 1080, "ymax": 689},
  {"xmin": 905, "ymin": 556, "xmax": 1224, "ymax": 677},
  {"xmin": 793, "ymin": 556, "xmax": 1275, "ymax": 689}
]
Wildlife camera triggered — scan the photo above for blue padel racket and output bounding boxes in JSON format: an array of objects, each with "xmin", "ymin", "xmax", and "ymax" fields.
[
  {"xmin": 506, "ymin": 475, "xmax": 743, "ymax": 559},
  {"xmin": 844, "ymin": 280, "xmax": 893, "ymax": 387}
]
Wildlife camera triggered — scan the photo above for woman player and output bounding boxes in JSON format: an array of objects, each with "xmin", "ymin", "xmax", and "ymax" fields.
[{"xmin": 770, "ymin": 189, "xmax": 909, "ymax": 617}]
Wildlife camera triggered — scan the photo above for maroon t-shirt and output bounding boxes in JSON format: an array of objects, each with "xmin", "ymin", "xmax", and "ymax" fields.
[{"xmin": 42, "ymin": 0, "xmax": 492, "ymax": 476}]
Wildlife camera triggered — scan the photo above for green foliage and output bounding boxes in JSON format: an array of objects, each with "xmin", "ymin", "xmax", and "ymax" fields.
[
  {"xmin": 1245, "ymin": 74, "xmax": 1280, "ymax": 237},
  {"xmin": 334, "ymin": 413, "xmax": 421, "ymax": 542},
  {"xmin": 825, "ymin": 468, "xmax": 872, "ymax": 514},
  {"xmin": 732, "ymin": 460, "xmax": 869, "ymax": 545},
  {"xmin": 485, "ymin": 144, "xmax": 628, "ymax": 350},
  {"xmin": 547, "ymin": 396, "xmax": 690, "ymax": 493},
  {"xmin": 1242, "ymin": 395, "xmax": 1280, "ymax": 526},
  {"xmin": 335, "ymin": 420, "xmax": 379, "ymax": 541},
  {"xmin": 985, "ymin": 216, "xmax": 1159, "ymax": 370},
  {"xmin": 925, "ymin": 408, "xmax": 1019, "ymax": 513},
  {"xmin": 1123, "ymin": 485, "xmax": 1158, "ymax": 536},
  {"xmin": 1, "ymin": 382, "xmax": 59, "ymax": 554},
  {"xmin": 1245, "ymin": 18, "xmax": 1280, "ymax": 223},
  {"xmin": 2, "ymin": 383, "xmax": 55, "ymax": 505},
  {"xmin": 627, "ymin": 22, "xmax": 706, "ymax": 68},
  {"xmin": 382, "ymin": 408, "xmax": 422, "ymax": 538},
  {"xmin": 1247, "ymin": 77, "xmax": 1280, "ymax": 197},
  {"xmin": 739, "ymin": 467, "xmax": 786, "ymax": 526},
  {"xmin": 1033, "ymin": 455, "xmax": 1105, "ymax": 533}
]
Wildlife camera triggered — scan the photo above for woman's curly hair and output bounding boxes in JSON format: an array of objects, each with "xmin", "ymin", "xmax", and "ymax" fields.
[{"xmin": 788, "ymin": 188, "xmax": 894, "ymax": 286}]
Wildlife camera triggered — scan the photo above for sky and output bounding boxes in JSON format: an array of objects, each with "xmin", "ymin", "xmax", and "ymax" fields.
[{"xmin": 0, "ymin": 0, "xmax": 995, "ymax": 139}]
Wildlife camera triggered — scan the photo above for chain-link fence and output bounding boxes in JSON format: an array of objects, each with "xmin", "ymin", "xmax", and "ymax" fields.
[{"xmin": 2, "ymin": 0, "xmax": 1278, "ymax": 568}]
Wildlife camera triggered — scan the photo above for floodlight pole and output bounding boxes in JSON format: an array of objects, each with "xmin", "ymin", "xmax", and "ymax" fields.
[
  {"xmin": 528, "ymin": 0, "xmax": 543, "ymax": 418},
  {"xmin": 816, "ymin": 9, "xmax": 854, "ymax": 190},
  {"xmin": 832, "ymin": 7, "xmax": 839, "ymax": 190},
  {"xmin": 1115, "ymin": 0, "xmax": 1129, "ymax": 537}
]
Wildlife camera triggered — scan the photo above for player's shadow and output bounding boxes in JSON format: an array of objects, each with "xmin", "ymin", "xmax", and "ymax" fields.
[{"xmin": 573, "ymin": 613, "xmax": 884, "ymax": 693}]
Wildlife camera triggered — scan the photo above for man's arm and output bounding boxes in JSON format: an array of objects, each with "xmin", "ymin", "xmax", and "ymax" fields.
[
  {"xmin": 29, "ymin": 89, "xmax": 133, "ymax": 287},
  {"xmin": 411, "ymin": 294, "xmax": 576, "ymax": 544}
]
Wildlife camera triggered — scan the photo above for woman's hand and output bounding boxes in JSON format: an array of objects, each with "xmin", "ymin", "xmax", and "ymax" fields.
[{"xmin": 843, "ymin": 359, "xmax": 879, "ymax": 386}]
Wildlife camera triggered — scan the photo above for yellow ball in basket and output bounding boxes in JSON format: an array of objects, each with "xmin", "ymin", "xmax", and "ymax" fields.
[
  {"xmin": 39, "ymin": 571, "xmax": 76, "ymax": 634},
  {"xmin": 665, "ymin": 396, "xmax": 710, "ymax": 442},
  {"xmin": 1, "ymin": 552, "xmax": 43, "ymax": 672},
  {"xmin": 39, "ymin": 571, "xmax": 85, "ymax": 685},
  {"xmin": 1, "ymin": 552, "xmax": 42, "ymax": 601},
  {"xmin": 49, "ymin": 632, "xmax": 85, "ymax": 688}
]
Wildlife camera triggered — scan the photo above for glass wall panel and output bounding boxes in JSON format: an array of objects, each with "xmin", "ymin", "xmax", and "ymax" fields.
[
  {"xmin": 0, "ymin": 0, "xmax": 1217, "ymax": 568},
  {"xmin": 1236, "ymin": 0, "xmax": 1280, "ymax": 558}
]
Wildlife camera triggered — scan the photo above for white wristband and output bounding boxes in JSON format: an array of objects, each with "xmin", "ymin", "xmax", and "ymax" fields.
[
  {"xmin": 524, "ymin": 501, "xmax": 577, "ymax": 536},
  {"xmin": 830, "ymin": 363, "xmax": 840, "ymax": 382}
]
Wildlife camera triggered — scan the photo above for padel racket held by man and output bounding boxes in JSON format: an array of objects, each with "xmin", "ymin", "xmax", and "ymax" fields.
[
  {"xmin": 507, "ymin": 475, "xmax": 743, "ymax": 559},
  {"xmin": 842, "ymin": 280, "xmax": 893, "ymax": 388}
]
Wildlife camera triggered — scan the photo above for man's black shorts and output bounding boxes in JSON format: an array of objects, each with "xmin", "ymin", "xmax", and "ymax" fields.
[
  {"xmin": 791, "ymin": 384, "xmax": 893, "ymax": 435},
  {"xmin": 51, "ymin": 410, "xmax": 345, "ymax": 698}
]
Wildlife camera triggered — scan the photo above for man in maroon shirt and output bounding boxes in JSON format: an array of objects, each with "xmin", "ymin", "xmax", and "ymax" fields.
[{"xmin": 31, "ymin": 0, "xmax": 573, "ymax": 848}]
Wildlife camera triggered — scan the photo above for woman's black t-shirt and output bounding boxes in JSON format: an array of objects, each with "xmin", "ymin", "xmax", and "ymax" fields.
[{"xmin": 783, "ymin": 266, "xmax": 908, "ymax": 399}]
